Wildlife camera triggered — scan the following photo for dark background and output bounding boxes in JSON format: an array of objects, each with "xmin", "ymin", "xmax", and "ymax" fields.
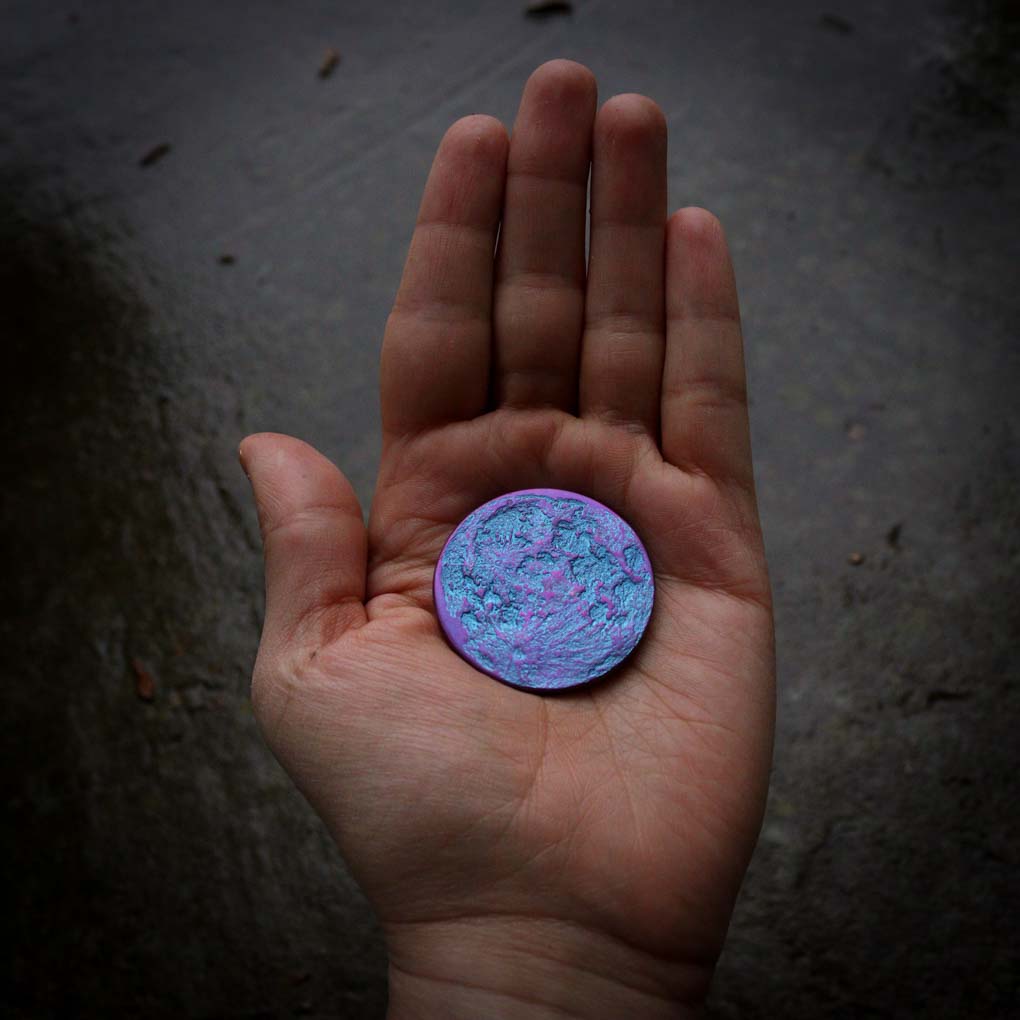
[{"xmin": 3, "ymin": 1, "xmax": 1018, "ymax": 1017}]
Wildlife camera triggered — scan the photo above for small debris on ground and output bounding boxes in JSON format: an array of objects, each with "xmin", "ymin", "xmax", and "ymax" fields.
[
  {"xmin": 820, "ymin": 13, "xmax": 854, "ymax": 34},
  {"xmin": 139, "ymin": 142, "xmax": 172, "ymax": 168},
  {"xmin": 181, "ymin": 686, "xmax": 206, "ymax": 712},
  {"xmin": 317, "ymin": 48, "xmax": 340, "ymax": 79},
  {"xmin": 218, "ymin": 253, "xmax": 236, "ymax": 265},
  {"xmin": 847, "ymin": 552, "xmax": 865, "ymax": 566},
  {"xmin": 925, "ymin": 688, "xmax": 972, "ymax": 707},
  {"xmin": 525, "ymin": 0, "xmax": 573, "ymax": 18},
  {"xmin": 131, "ymin": 657, "xmax": 156, "ymax": 701},
  {"xmin": 846, "ymin": 421, "xmax": 867, "ymax": 441},
  {"xmin": 886, "ymin": 522, "xmax": 902, "ymax": 548}
]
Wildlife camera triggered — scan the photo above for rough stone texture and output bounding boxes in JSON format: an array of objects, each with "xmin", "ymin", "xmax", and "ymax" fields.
[{"xmin": 3, "ymin": 1, "xmax": 1017, "ymax": 1017}]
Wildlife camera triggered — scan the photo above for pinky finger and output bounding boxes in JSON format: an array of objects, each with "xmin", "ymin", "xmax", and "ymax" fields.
[{"xmin": 660, "ymin": 208, "xmax": 754, "ymax": 489}]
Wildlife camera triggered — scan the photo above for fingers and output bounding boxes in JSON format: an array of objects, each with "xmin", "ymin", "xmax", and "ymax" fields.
[
  {"xmin": 580, "ymin": 94, "xmax": 668, "ymax": 432},
  {"xmin": 661, "ymin": 208, "xmax": 754, "ymax": 488},
  {"xmin": 382, "ymin": 115, "xmax": 509, "ymax": 438},
  {"xmin": 493, "ymin": 59, "xmax": 597, "ymax": 410},
  {"xmin": 240, "ymin": 433, "xmax": 367, "ymax": 654}
]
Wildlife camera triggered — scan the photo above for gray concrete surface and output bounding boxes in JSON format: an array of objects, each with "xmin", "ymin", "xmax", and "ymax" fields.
[{"xmin": 4, "ymin": 1, "xmax": 1018, "ymax": 1016}]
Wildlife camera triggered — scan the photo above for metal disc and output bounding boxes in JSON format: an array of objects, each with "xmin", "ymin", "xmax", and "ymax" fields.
[{"xmin": 433, "ymin": 489, "xmax": 655, "ymax": 691}]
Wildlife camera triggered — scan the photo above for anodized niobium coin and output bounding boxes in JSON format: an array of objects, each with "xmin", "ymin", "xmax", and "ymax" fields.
[{"xmin": 433, "ymin": 489, "xmax": 654, "ymax": 692}]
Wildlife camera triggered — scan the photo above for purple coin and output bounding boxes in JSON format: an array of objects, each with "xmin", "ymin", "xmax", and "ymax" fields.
[{"xmin": 433, "ymin": 489, "xmax": 655, "ymax": 692}]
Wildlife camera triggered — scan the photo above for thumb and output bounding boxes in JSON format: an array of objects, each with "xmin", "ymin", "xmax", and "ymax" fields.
[{"xmin": 239, "ymin": 432, "xmax": 367, "ymax": 658}]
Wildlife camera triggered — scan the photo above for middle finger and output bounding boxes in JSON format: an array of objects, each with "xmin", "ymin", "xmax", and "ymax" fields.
[{"xmin": 492, "ymin": 60, "xmax": 597, "ymax": 412}]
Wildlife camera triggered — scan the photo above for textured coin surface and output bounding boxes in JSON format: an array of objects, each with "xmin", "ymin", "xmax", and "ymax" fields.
[{"xmin": 433, "ymin": 489, "xmax": 655, "ymax": 691}]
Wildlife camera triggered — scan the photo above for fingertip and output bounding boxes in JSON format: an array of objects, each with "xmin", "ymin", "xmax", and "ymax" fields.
[
  {"xmin": 442, "ymin": 114, "xmax": 509, "ymax": 164},
  {"xmin": 524, "ymin": 59, "xmax": 598, "ymax": 108},
  {"xmin": 238, "ymin": 431, "xmax": 286, "ymax": 468},
  {"xmin": 668, "ymin": 207, "xmax": 728, "ymax": 252},
  {"xmin": 446, "ymin": 113, "xmax": 508, "ymax": 140},
  {"xmin": 239, "ymin": 434, "xmax": 359, "ymax": 531},
  {"xmin": 238, "ymin": 431, "xmax": 279, "ymax": 477},
  {"xmin": 597, "ymin": 93, "xmax": 667, "ymax": 148}
]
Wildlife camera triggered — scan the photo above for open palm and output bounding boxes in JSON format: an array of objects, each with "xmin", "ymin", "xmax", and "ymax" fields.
[{"xmin": 243, "ymin": 61, "xmax": 774, "ymax": 1016}]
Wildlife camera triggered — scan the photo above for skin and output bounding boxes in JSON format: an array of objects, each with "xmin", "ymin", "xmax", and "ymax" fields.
[{"xmin": 241, "ymin": 60, "xmax": 775, "ymax": 1019}]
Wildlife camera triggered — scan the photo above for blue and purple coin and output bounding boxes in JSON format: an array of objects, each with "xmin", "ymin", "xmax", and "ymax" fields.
[{"xmin": 433, "ymin": 489, "xmax": 655, "ymax": 692}]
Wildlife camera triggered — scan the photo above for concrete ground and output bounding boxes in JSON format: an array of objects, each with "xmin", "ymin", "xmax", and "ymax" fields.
[{"xmin": 4, "ymin": 1, "xmax": 1018, "ymax": 1016}]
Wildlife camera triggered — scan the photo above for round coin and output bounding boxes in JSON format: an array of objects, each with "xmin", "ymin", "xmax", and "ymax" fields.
[{"xmin": 433, "ymin": 489, "xmax": 655, "ymax": 691}]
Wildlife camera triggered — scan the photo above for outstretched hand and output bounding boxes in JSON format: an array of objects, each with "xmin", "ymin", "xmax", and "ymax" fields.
[{"xmin": 241, "ymin": 60, "xmax": 774, "ymax": 1019}]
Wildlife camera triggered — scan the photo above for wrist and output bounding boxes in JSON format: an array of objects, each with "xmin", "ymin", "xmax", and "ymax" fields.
[{"xmin": 385, "ymin": 915, "xmax": 710, "ymax": 1020}]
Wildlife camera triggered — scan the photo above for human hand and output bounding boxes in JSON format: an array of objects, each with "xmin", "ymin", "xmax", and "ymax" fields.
[{"xmin": 241, "ymin": 60, "xmax": 774, "ymax": 1019}]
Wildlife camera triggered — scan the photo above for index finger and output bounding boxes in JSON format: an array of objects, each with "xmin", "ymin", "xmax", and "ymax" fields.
[{"xmin": 381, "ymin": 115, "xmax": 508, "ymax": 439}]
